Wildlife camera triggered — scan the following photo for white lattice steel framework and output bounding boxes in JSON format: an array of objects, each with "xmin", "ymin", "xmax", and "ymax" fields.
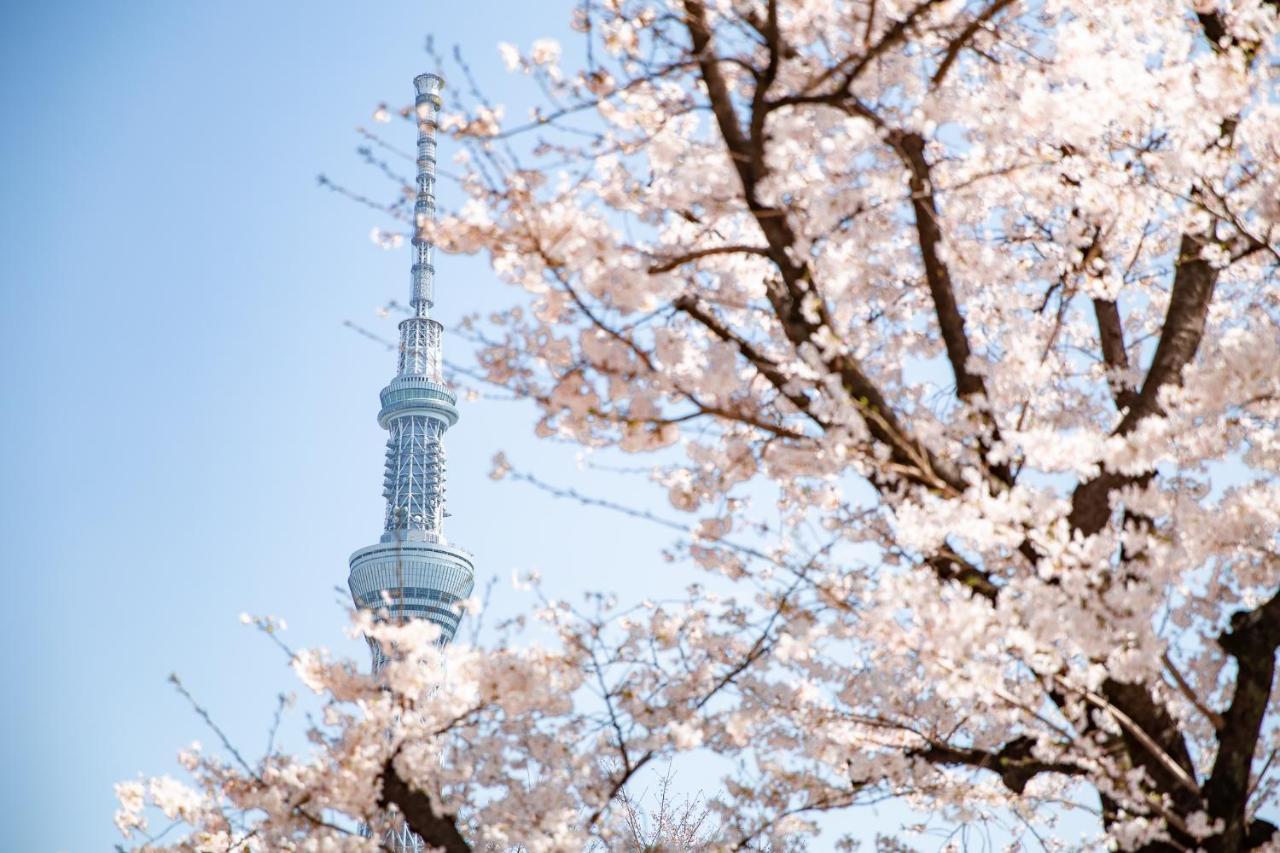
[{"xmin": 347, "ymin": 71, "xmax": 475, "ymax": 853}]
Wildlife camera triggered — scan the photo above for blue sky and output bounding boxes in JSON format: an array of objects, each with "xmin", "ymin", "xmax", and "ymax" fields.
[{"xmin": 0, "ymin": 2, "xmax": 701, "ymax": 848}]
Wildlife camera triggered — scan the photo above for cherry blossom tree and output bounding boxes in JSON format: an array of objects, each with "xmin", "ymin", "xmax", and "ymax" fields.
[{"xmin": 119, "ymin": 0, "xmax": 1280, "ymax": 849}]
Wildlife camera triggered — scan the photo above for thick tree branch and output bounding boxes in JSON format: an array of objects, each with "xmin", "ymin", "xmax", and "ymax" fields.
[
  {"xmin": 1068, "ymin": 233, "xmax": 1218, "ymax": 536},
  {"xmin": 1092, "ymin": 297, "xmax": 1141, "ymax": 413},
  {"xmin": 1197, "ymin": 2, "xmax": 1278, "ymax": 55},
  {"xmin": 911, "ymin": 735, "xmax": 1082, "ymax": 794},
  {"xmin": 893, "ymin": 130, "xmax": 1013, "ymax": 487},
  {"xmin": 924, "ymin": 548, "xmax": 998, "ymax": 602},
  {"xmin": 1204, "ymin": 590, "xmax": 1280, "ymax": 851},
  {"xmin": 1119, "ymin": 234, "xmax": 1218, "ymax": 434},
  {"xmin": 1097, "ymin": 678, "xmax": 1200, "ymax": 806},
  {"xmin": 379, "ymin": 759, "xmax": 472, "ymax": 853}
]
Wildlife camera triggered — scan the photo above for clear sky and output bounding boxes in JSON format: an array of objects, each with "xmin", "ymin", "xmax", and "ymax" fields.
[{"xmin": 0, "ymin": 2, "xmax": 706, "ymax": 849}]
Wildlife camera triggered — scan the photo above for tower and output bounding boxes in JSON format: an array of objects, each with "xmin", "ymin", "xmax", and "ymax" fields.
[
  {"xmin": 348, "ymin": 72, "xmax": 475, "ymax": 661},
  {"xmin": 347, "ymin": 72, "xmax": 473, "ymax": 853}
]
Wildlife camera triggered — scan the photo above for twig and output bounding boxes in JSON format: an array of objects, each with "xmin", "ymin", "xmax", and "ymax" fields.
[{"xmin": 168, "ymin": 673, "xmax": 256, "ymax": 777}]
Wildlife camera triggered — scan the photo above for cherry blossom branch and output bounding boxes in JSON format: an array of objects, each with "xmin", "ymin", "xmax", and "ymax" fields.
[
  {"xmin": 1161, "ymin": 651, "xmax": 1225, "ymax": 732},
  {"xmin": 684, "ymin": 0, "xmax": 967, "ymax": 495},
  {"xmin": 168, "ymin": 673, "xmax": 256, "ymax": 778},
  {"xmin": 1068, "ymin": 233, "xmax": 1218, "ymax": 536},
  {"xmin": 890, "ymin": 128, "xmax": 1013, "ymax": 487},
  {"xmin": 1066, "ymin": 680, "xmax": 1200, "ymax": 797},
  {"xmin": 647, "ymin": 244, "xmax": 771, "ymax": 274},
  {"xmin": 909, "ymin": 735, "xmax": 1083, "ymax": 794},
  {"xmin": 930, "ymin": 0, "xmax": 1018, "ymax": 87},
  {"xmin": 1092, "ymin": 297, "xmax": 1140, "ymax": 413},
  {"xmin": 540, "ymin": 259, "xmax": 809, "ymax": 441},
  {"xmin": 502, "ymin": 463, "xmax": 798, "ymax": 572},
  {"xmin": 672, "ymin": 293, "xmax": 828, "ymax": 433}
]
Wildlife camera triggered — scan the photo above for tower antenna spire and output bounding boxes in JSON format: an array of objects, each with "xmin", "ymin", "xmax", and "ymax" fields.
[{"xmin": 409, "ymin": 72, "xmax": 443, "ymax": 319}]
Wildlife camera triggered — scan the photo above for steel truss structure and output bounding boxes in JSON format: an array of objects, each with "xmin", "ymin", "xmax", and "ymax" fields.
[{"xmin": 346, "ymin": 73, "xmax": 476, "ymax": 850}]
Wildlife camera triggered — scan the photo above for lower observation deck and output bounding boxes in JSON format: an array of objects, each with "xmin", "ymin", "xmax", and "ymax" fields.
[{"xmin": 348, "ymin": 537, "xmax": 475, "ymax": 646}]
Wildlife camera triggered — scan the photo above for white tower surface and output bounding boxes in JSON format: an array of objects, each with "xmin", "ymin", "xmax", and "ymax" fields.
[{"xmin": 348, "ymin": 72, "xmax": 475, "ymax": 658}]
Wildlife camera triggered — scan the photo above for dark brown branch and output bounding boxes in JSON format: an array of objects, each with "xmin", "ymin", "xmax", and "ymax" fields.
[
  {"xmin": 1197, "ymin": 2, "xmax": 1278, "ymax": 55},
  {"xmin": 379, "ymin": 759, "xmax": 472, "ymax": 853},
  {"xmin": 893, "ymin": 130, "xmax": 1013, "ymax": 487},
  {"xmin": 1098, "ymin": 678, "xmax": 1200, "ymax": 807},
  {"xmin": 1063, "ymin": 220, "xmax": 1141, "ymax": 417},
  {"xmin": 1092, "ymin": 297, "xmax": 1141, "ymax": 413},
  {"xmin": 648, "ymin": 244, "xmax": 771, "ymax": 273},
  {"xmin": 1204, "ymin": 590, "xmax": 1280, "ymax": 851},
  {"xmin": 931, "ymin": 0, "xmax": 1017, "ymax": 86},
  {"xmin": 684, "ymin": 0, "xmax": 752, "ymax": 159},
  {"xmin": 746, "ymin": 0, "xmax": 781, "ymax": 182},
  {"xmin": 893, "ymin": 132, "xmax": 984, "ymax": 403},
  {"xmin": 1120, "ymin": 234, "xmax": 1217, "ymax": 434},
  {"xmin": 1068, "ymin": 234, "xmax": 1218, "ymax": 536},
  {"xmin": 924, "ymin": 548, "xmax": 998, "ymax": 602},
  {"xmin": 911, "ymin": 735, "xmax": 1083, "ymax": 794},
  {"xmin": 673, "ymin": 294, "xmax": 824, "ymax": 430},
  {"xmin": 848, "ymin": 0, "xmax": 950, "ymax": 85}
]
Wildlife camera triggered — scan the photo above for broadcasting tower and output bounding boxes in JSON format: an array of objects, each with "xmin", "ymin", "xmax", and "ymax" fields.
[{"xmin": 348, "ymin": 72, "xmax": 475, "ymax": 666}]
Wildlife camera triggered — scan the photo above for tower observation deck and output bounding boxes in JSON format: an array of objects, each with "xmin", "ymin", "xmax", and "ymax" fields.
[{"xmin": 348, "ymin": 72, "xmax": 475, "ymax": 659}]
